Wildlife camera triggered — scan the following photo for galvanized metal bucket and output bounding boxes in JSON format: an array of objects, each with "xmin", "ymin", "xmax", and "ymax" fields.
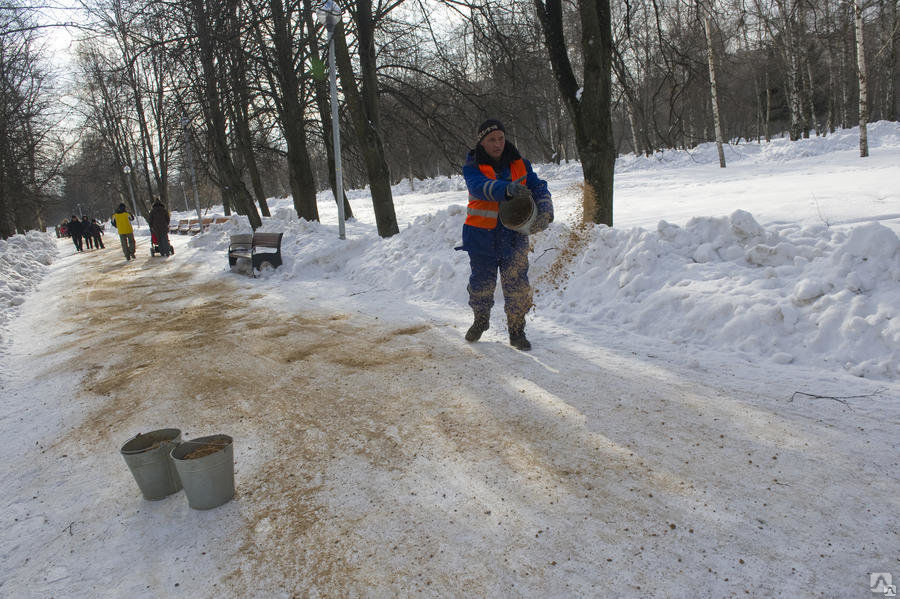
[
  {"xmin": 170, "ymin": 434, "xmax": 234, "ymax": 510},
  {"xmin": 120, "ymin": 428, "xmax": 183, "ymax": 500},
  {"xmin": 499, "ymin": 194, "xmax": 536, "ymax": 234}
]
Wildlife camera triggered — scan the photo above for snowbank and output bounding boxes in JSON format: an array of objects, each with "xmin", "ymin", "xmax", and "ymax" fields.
[
  {"xmin": 189, "ymin": 205, "xmax": 899, "ymax": 380},
  {"xmin": 0, "ymin": 231, "xmax": 58, "ymax": 337}
]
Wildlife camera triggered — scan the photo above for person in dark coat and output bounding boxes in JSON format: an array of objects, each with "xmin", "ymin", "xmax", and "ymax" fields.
[
  {"xmin": 148, "ymin": 199, "xmax": 172, "ymax": 255},
  {"xmin": 82, "ymin": 218, "xmax": 93, "ymax": 250},
  {"xmin": 68, "ymin": 216, "xmax": 84, "ymax": 252},
  {"xmin": 457, "ymin": 118, "xmax": 553, "ymax": 351},
  {"xmin": 89, "ymin": 219, "xmax": 105, "ymax": 249}
]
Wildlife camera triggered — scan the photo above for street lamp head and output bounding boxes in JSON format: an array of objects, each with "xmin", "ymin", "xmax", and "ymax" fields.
[
  {"xmin": 123, "ymin": 165, "xmax": 131, "ymax": 174},
  {"xmin": 316, "ymin": 0, "xmax": 341, "ymax": 27}
]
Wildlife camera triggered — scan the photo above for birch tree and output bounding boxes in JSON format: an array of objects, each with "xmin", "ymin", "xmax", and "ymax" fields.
[
  {"xmin": 854, "ymin": 0, "xmax": 869, "ymax": 156},
  {"xmin": 704, "ymin": 14, "xmax": 727, "ymax": 167}
]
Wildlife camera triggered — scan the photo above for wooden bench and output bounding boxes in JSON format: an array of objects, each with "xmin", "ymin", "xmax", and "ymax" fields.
[
  {"xmin": 168, "ymin": 220, "xmax": 180, "ymax": 234},
  {"xmin": 177, "ymin": 219, "xmax": 191, "ymax": 234},
  {"xmin": 228, "ymin": 232, "xmax": 284, "ymax": 272},
  {"xmin": 186, "ymin": 216, "xmax": 231, "ymax": 234}
]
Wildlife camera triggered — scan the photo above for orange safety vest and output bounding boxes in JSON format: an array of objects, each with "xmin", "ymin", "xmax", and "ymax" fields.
[{"xmin": 465, "ymin": 159, "xmax": 527, "ymax": 229}]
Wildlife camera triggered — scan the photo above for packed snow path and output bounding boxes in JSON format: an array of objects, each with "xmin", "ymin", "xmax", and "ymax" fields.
[{"xmin": 1, "ymin": 235, "xmax": 897, "ymax": 598}]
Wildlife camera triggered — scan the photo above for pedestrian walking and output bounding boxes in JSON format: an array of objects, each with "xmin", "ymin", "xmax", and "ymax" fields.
[
  {"xmin": 89, "ymin": 219, "xmax": 105, "ymax": 249},
  {"xmin": 457, "ymin": 118, "xmax": 553, "ymax": 351},
  {"xmin": 68, "ymin": 216, "xmax": 84, "ymax": 252},
  {"xmin": 83, "ymin": 220, "xmax": 93, "ymax": 250},
  {"xmin": 111, "ymin": 203, "xmax": 137, "ymax": 261},
  {"xmin": 148, "ymin": 199, "xmax": 173, "ymax": 256}
]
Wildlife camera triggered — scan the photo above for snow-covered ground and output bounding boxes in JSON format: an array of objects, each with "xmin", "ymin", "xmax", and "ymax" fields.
[
  {"xmin": 184, "ymin": 121, "xmax": 899, "ymax": 380},
  {"xmin": 1, "ymin": 123, "xmax": 898, "ymax": 597}
]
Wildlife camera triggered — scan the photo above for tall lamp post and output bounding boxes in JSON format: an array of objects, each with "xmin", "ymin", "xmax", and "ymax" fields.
[
  {"xmin": 317, "ymin": 0, "xmax": 345, "ymax": 240},
  {"xmin": 122, "ymin": 165, "xmax": 139, "ymax": 226},
  {"xmin": 180, "ymin": 181, "xmax": 190, "ymax": 213}
]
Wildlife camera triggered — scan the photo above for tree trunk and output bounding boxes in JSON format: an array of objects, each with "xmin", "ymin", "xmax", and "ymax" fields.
[
  {"xmin": 333, "ymin": 16, "xmax": 398, "ymax": 237},
  {"xmin": 806, "ymin": 58, "xmax": 819, "ymax": 136},
  {"xmin": 113, "ymin": 5, "xmax": 165, "ymax": 211},
  {"xmin": 704, "ymin": 16, "xmax": 726, "ymax": 168},
  {"xmin": 824, "ymin": 45, "xmax": 835, "ymax": 134},
  {"xmin": 765, "ymin": 70, "xmax": 772, "ymax": 142},
  {"xmin": 854, "ymin": 0, "xmax": 869, "ymax": 157},
  {"xmin": 0, "ymin": 126, "xmax": 12, "ymax": 238},
  {"xmin": 798, "ymin": 18, "xmax": 813, "ymax": 139},
  {"xmin": 265, "ymin": 0, "xmax": 318, "ymax": 222},
  {"xmin": 226, "ymin": 14, "xmax": 270, "ymax": 218},
  {"xmin": 189, "ymin": 0, "xmax": 261, "ymax": 229},
  {"xmin": 885, "ymin": 0, "xmax": 898, "ymax": 120},
  {"xmin": 777, "ymin": 0, "xmax": 804, "ymax": 140},
  {"xmin": 626, "ymin": 99, "xmax": 641, "ymax": 155},
  {"xmin": 535, "ymin": 0, "xmax": 615, "ymax": 226},
  {"xmin": 840, "ymin": 15, "xmax": 850, "ymax": 129}
]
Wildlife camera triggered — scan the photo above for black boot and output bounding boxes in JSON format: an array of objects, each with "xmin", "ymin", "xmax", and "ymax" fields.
[
  {"xmin": 465, "ymin": 312, "xmax": 490, "ymax": 342},
  {"xmin": 509, "ymin": 331, "xmax": 531, "ymax": 351},
  {"xmin": 508, "ymin": 318, "xmax": 531, "ymax": 351}
]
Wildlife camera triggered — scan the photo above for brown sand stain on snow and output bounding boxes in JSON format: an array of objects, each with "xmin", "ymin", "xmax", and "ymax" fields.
[
  {"xmin": 18, "ymin": 238, "xmax": 894, "ymax": 598},
  {"xmin": 49, "ymin": 258, "xmax": 447, "ymax": 593},
  {"xmin": 46, "ymin": 243, "xmax": 834, "ymax": 598}
]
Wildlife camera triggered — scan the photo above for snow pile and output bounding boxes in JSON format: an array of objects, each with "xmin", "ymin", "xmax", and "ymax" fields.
[
  {"xmin": 531, "ymin": 211, "xmax": 899, "ymax": 379},
  {"xmin": 192, "ymin": 204, "xmax": 898, "ymax": 380},
  {"xmin": 0, "ymin": 231, "xmax": 58, "ymax": 334}
]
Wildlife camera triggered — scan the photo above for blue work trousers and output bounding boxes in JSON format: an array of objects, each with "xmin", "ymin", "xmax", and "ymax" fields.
[{"xmin": 467, "ymin": 249, "xmax": 533, "ymax": 331}]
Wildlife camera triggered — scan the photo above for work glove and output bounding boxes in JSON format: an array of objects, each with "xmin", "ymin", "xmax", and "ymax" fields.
[
  {"xmin": 530, "ymin": 211, "xmax": 552, "ymax": 234},
  {"xmin": 505, "ymin": 177, "xmax": 533, "ymax": 204},
  {"xmin": 530, "ymin": 197, "xmax": 554, "ymax": 234}
]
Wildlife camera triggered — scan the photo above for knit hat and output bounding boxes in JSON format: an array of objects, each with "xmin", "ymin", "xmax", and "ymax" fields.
[{"xmin": 475, "ymin": 118, "xmax": 505, "ymax": 147}]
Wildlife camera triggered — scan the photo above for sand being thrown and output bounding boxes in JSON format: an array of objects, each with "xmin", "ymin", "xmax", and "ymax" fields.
[{"xmin": 533, "ymin": 182, "xmax": 595, "ymax": 299}]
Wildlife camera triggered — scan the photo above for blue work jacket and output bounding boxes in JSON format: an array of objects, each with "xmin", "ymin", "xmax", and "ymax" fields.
[{"xmin": 459, "ymin": 148, "xmax": 551, "ymax": 258}]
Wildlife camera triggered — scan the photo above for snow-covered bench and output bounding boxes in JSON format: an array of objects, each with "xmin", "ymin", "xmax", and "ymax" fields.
[{"xmin": 228, "ymin": 232, "xmax": 283, "ymax": 272}]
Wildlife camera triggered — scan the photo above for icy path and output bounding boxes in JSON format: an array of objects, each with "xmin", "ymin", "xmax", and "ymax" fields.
[{"xmin": 1, "ymin": 235, "xmax": 897, "ymax": 598}]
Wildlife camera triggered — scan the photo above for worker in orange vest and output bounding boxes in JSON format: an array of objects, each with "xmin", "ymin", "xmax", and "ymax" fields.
[{"xmin": 457, "ymin": 119, "xmax": 553, "ymax": 351}]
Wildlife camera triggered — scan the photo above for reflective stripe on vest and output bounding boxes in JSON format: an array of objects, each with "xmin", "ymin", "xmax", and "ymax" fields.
[{"xmin": 464, "ymin": 159, "xmax": 527, "ymax": 229}]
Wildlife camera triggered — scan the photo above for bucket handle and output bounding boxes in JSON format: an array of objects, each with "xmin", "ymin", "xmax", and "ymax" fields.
[{"xmin": 178, "ymin": 440, "xmax": 231, "ymax": 447}]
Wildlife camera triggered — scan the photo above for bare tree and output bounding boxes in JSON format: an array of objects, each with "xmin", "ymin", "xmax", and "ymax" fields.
[
  {"xmin": 246, "ymin": 0, "xmax": 319, "ymax": 222},
  {"xmin": 185, "ymin": 0, "xmax": 262, "ymax": 228},
  {"xmin": 1, "ymin": 3, "xmax": 66, "ymax": 237},
  {"xmin": 332, "ymin": 4, "xmax": 398, "ymax": 237},
  {"xmin": 535, "ymin": 0, "xmax": 615, "ymax": 225}
]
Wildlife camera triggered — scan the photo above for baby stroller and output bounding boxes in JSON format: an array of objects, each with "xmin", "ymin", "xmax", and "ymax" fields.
[{"xmin": 150, "ymin": 231, "xmax": 174, "ymax": 257}]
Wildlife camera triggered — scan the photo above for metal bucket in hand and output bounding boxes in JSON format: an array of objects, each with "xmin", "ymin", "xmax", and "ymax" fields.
[{"xmin": 499, "ymin": 194, "xmax": 536, "ymax": 234}]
